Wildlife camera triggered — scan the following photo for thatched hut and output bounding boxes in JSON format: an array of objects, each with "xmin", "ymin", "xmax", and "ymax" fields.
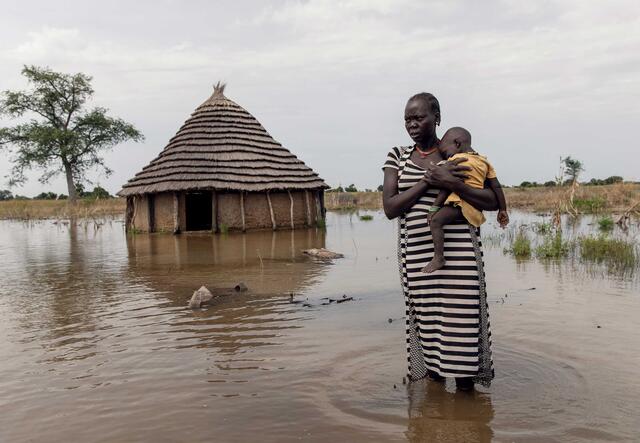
[{"xmin": 118, "ymin": 83, "xmax": 328, "ymax": 233}]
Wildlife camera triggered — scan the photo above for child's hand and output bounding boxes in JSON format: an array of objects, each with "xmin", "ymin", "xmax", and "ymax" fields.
[{"xmin": 497, "ymin": 210, "xmax": 509, "ymax": 228}]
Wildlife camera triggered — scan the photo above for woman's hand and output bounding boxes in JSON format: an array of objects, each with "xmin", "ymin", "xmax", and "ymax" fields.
[{"xmin": 423, "ymin": 157, "xmax": 471, "ymax": 190}]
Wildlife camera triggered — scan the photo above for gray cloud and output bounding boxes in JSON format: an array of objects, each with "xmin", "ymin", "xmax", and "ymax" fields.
[{"xmin": 1, "ymin": 0, "xmax": 638, "ymax": 196}]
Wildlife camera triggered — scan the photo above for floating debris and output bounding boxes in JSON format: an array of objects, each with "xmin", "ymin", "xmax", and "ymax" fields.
[
  {"xmin": 234, "ymin": 282, "xmax": 248, "ymax": 292},
  {"xmin": 302, "ymin": 248, "xmax": 344, "ymax": 259},
  {"xmin": 189, "ymin": 286, "xmax": 214, "ymax": 309}
]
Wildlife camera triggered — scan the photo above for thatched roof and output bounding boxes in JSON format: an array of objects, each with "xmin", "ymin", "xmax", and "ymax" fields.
[{"xmin": 119, "ymin": 83, "xmax": 327, "ymax": 196}]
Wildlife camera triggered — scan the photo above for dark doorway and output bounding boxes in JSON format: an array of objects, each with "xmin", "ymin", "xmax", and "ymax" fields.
[{"xmin": 185, "ymin": 191, "xmax": 212, "ymax": 231}]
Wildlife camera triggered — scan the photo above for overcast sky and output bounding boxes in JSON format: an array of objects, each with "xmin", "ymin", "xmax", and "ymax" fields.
[{"xmin": 1, "ymin": 0, "xmax": 639, "ymax": 196}]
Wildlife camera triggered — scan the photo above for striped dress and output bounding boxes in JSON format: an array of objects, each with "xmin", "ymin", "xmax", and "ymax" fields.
[{"xmin": 384, "ymin": 146, "xmax": 494, "ymax": 386}]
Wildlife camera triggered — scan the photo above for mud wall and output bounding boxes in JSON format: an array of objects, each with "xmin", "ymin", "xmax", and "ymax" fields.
[
  {"xmin": 126, "ymin": 190, "xmax": 324, "ymax": 234},
  {"xmin": 153, "ymin": 192, "xmax": 175, "ymax": 233},
  {"xmin": 130, "ymin": 195, "xmax": 150, "ymax": 232}
]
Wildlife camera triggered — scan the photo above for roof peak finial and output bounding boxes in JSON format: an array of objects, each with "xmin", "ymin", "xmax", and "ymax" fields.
[{"xmin": 212, "ymin": 81, "xmax": 226, "ymax": 98}]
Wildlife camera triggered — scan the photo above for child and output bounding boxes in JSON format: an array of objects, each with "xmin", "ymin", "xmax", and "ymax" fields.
[{"xmin": 422, "ymin": 127, "xmax": 509, "ymax": 273}]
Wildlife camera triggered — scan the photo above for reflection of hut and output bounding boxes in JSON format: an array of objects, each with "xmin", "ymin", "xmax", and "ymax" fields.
[{"xmin": 118, "ymin": 83, "xmax": 328, "ymax": 233}]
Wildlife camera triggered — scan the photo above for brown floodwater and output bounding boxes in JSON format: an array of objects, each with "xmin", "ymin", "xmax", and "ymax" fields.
[{"xmin": 0, "ymin": 211, "xmax": 638, "ymax": 442}]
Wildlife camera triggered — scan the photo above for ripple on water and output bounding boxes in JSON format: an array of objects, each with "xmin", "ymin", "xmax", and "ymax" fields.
[{"xmin": 310, "ymin": 343, "xmax": 621, "ymax": 442}]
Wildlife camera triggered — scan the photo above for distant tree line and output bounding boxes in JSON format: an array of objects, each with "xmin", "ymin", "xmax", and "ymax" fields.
[
  {"xmin": 327, "ymin": 184, "xmax": 385, "ymax": 193},
  {"xmin": 516, "ymin": 176, "xmax": 626, "ymax": 188},
  {"xmin": 0, "ymin": 185, "xmax": 112, "ymax": 201}
]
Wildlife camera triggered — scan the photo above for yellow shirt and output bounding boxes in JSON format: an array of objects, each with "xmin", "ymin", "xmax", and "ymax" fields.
[{"xmin": 444, "ymin": 152, "xmax": 497, "ymax": 227}]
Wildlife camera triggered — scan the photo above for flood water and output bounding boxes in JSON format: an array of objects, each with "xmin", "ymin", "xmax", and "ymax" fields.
[{"xmin": 1, "ymin": 211, "xmax": 638, "ymax": 442}]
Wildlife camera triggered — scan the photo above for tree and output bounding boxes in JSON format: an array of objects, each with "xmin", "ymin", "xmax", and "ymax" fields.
[
  {"xmin": 376, "ymin": 185, "xmax": 383, "ymax": 192},
  {"xmin": 0, "ymin": 189, "xmax": 13, "ymax": 201},
  {"xmin": 562, "ymin": 156, "xmax": 583, "ymax": 184},
  {"xmin": 0, "ymin": 66, "xmax": 144, "ymax": 202},
  {"xmin": 89, "ymin": 185, "xmax": 111, "ymax": 199},
  {"xmin": 345, "ymin": 184, "xmax": 358, "ymax": 192},
  {"xmin": 34, "ymin": 191, "xmax": 58, "ymax": 200}
]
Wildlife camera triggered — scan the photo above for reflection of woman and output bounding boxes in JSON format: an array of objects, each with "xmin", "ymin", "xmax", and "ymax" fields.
[
  {"xmin": 382, "ymin": 93, "xmax": 496, "ymax": 390},
  {"xmin": 406, "ymin": 379, "xmax": 494, "ymax": 441}
]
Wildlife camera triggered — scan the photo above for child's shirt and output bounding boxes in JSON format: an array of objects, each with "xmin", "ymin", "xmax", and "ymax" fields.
[
  {"xmin": 449, "ymin": 152, "xmax": 496, "ymax": 189},
  {"xmin": 443, "ymin": 152, "xmax": 498, "ymax": 227}
]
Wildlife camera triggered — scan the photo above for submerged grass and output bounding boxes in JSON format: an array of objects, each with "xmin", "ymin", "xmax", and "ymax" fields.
[
  {"xmin": 506, "ymin": 230, "xmax": 532, "ymax": 258},
  {"xmin": 535, "ymin": 231, "xmax": 573, "ymax": 259},
  {"xmin": 579, "ymin": 235, "xmax": 637, "ymax": 269},
  {"xmin": 597, "ymin": 216, "xmax": 614, "ymax": 232}
]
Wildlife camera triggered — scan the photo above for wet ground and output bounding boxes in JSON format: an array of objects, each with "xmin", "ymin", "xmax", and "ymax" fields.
[{"xmin": 0, "ymin": 211, "xmax": 638, "ymax": 442}]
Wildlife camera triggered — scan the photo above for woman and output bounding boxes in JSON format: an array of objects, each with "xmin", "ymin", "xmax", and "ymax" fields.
[{"xmin": 382, "ymin": 92, "xmax": 497, "ymax": 390}]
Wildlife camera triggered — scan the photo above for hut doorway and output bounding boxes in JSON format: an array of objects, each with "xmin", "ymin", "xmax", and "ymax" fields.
[{"xmin": 185, "ymin": 191, "xmax": 212, "ymax": 231}]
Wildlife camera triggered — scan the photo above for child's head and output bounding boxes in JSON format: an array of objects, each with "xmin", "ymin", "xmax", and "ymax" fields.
[{"xmin": 439, "ymin": 127, "xmax": 472, "ymax": 159}]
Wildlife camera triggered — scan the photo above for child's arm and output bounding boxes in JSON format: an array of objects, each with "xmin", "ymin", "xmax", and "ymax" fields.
[
  {"xmin": 487, "ymin": 177, "xmax": 509, "ymax": 227},
  {"xmin": 428, "ymin": 189, "xmax": 450, "ymax": 224}
]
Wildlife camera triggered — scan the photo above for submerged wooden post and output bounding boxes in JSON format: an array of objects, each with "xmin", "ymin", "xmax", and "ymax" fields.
[
  {"xmin": 240, "ymin": 191, "xmax": 246, "ymax": 232},
  {"xmin": 304, "ymin": 190, "xmax": 312, "ymax": 227},
  {"xmin": 173, "ymin": 192, "xmax": 180, "ymax": 234},
  {"xmin": 266, "ymin": 192, "xmax": 276, "ymax": 230},
  {"xmin": 287, "ymin": 190, "xmax": 294, "ymax": 229},
  {"xmin": 212, "ymin": 190, "xmax": 218, "ymax": 233}
]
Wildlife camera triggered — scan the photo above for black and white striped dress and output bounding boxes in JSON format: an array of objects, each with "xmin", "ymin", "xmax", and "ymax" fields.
[{"xmin": 384, "ymin": 146, "xmax": 494, "ymax": 386}]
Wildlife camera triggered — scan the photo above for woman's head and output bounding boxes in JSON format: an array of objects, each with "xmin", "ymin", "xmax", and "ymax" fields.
[{"xmin": 404, "ymin": 93, "xmax": 441, "ymax": 146}]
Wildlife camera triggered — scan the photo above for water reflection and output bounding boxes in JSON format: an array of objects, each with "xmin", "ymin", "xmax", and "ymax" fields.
[{"xmin": 406, "ymin": 380, "xmax": 494, "ymax": 443}]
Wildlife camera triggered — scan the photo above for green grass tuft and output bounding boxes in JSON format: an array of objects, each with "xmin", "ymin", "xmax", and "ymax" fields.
[
  {"xmin": 579, "ymin": 235, "xmax": 637, "ymax": 269},
  {"xmin": 573, "ymin": 197, "xmax": 606, "ymax": 213},
  {"xmin": 597, "ymin": 216, "xmax": 614, "ymax": 232},
  {"xmin": 506, "ymin": 231, "xmax": 532, "ymax": 258},
  {"xmin": 359, "ymin": 214, "xmax": 373, "ymax": 221},
  {"xmin": 535, "ymin": 231, "xmax": 573, "ymax": 258}
]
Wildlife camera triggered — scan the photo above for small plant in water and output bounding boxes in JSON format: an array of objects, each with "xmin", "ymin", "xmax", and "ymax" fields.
[
  {"xmin": 533, "ymin": 221, "xmax": 553, "ymax": 235},
  {"xmin": 597, "ymin": 216, "xmax": 614, "ymax": 232},
  {"xmin": 316, "ymin": 218, "xmax": 327, "ymax": 229},
  {"xmin": 535, "ymin": 230, "xmax": 573, "ymax": 258},
  {"xmin": 219, "ymin": 223, "xmax": 229, "ymax": 234},
  {"xmin": 359, "ymin": 214, "xmax": 373, "ymax": 221},
  {"xmin": 506, "ymin": 230, "xmax": 532, "ymax": 258}
]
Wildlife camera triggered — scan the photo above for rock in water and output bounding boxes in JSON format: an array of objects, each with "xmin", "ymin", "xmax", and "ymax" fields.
[
  {"xmin": 302, "ymin": 248, "xmax": 344, "ymax": 259},
  {"xmin": 189, "ymin": 285, "xmax": 214, "ymax": 309}
]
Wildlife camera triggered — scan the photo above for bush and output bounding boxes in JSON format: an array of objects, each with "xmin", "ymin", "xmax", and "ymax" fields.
[
  {"xmin": 377, "ymin": 185, "xmax": 383, "ymax": 192},
  {"xmin": 543, "ymin": 181, "xmax": 557, "ymax": 187}
]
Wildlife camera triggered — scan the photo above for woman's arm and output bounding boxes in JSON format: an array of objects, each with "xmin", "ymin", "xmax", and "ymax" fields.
[
  {"xmin": 426, "ymin": 159, "xmax": 499, "ymax": 211},
  {"xmin": 382, "ymin": 167, "xmax": 430, "ymax": 219}
]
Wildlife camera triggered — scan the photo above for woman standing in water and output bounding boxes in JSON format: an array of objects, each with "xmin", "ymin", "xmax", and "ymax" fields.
[{"xmin": 382, "ymin": 93, "xmax": 497, "ymax": 390}]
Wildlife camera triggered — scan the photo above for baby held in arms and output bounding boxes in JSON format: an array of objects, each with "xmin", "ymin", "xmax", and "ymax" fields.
[{"xmin": 422, "ymin": 127, "xmax": 509, "ymax": 273}]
